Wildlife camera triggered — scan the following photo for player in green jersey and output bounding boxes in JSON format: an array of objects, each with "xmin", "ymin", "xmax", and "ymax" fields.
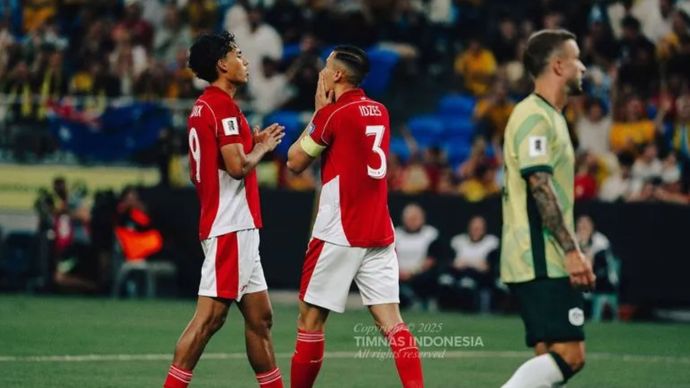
[{"xmin": 500, "ymin": 29, "xmax": 596, "ymax": 388}]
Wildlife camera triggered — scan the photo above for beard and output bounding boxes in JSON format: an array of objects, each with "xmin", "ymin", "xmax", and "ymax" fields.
[{"xmin": 566, "ymin": 76, "xmax": 584, "ymax": 96}]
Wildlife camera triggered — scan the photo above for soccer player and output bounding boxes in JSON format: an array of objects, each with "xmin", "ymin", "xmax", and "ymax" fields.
[
  {"xmin": 500, "ymin": 29, "xmax": 596, "ymax": 387},
  {"xmin": 286, "ymin": 45, "xmax": 424, "ymax": 388},
  {"xmin": 163, "ymin": 32, "xmax": 285, "ymax": 388}
]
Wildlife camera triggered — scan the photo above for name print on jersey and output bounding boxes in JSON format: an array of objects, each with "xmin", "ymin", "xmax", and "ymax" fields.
[{"xmin": 359, "ymin": 105, "xmax": 382, "ymax": 117}]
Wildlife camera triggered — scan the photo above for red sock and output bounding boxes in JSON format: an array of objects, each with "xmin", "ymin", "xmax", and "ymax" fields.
[
  {"xmin": 256, "ymin": 367, "xmax": 283, "ymax": 387},
  {"xmin": 290, "ymin": 329, "xmax": 325, "ymax": 388},
  {"xmin": 387, "ymin": 323, "xmax": 424, "ymax": 388},
  {"xmin": 164, "ymin": 365, "xmax": 192, "ymax": 388}
]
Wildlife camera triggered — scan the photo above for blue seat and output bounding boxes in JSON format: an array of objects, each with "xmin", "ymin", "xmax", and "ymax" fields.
[
  {"xmin": 440, "ymin": 115, "xmax": 476, "ymax": 137},
  {"xmin": 438, "ymin": 94, "xmax": 476, "ymax": 116},
  {"xmin": 361, "ymin": 48, "xmax": 400, "ymax": 97},
  {"xmin": 445, "ymin": 142, "xmax": 473, "ymax": 168},
  {"xmin": 282, "ymin": 43, "xmax": 301, "ymax": 63},
  {"xmin": 407, "ymin": 115, "xmax": 444, "ymax": 147},
  {"xmin": 390, "ymin": 136, "xmax": 411, "ymax": 162},
  {"xmin": 264, "ymin": 110, "xmax": 304, "ymax": 156}
]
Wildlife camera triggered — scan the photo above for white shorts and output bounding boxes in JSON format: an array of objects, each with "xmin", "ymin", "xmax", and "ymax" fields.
[
  {"xmin": 299, "ymin": 238, "xmax": 400, "ymax": 313},
  {"xmin": 198, "ymin": 229, "xmax": 267, "ymax": 301}
]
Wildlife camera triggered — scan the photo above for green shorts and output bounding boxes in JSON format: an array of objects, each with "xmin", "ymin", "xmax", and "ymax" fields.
[{"xmin": 508, "ymin": 277, "xmax": 585, "ymax": 347}]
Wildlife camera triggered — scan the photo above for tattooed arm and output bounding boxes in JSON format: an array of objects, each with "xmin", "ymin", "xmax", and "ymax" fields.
[
  {"xmin": 526, "ymin": 171, "xmax": 595, "ymax": 288},
  {"xmin": 526, "ymin": 172, "xmax": 578, "ymax": 253}
]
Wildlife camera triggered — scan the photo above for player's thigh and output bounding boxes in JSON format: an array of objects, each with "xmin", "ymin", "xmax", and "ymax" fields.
[
  {"xmin": 548, "ymin": 341, "xmax": 586, "ymax": 368},
  {"xmin": 355, "ymin": 243, "xmax": 400, "ymax": 308},
  {"xmin": 300, "ymin": 239, "xmax": 364, "ymax": 313},
  {"xmin": 192, "ymin": 295, "xmax": 232, "ymax": 329},
  {"xmin": 238, "ymin": 290, "xmax": 273, "ymax": 331}
]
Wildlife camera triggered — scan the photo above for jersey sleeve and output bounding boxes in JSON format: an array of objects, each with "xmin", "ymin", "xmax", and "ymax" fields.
[
  {"xmin": 215, "ymin": 103, "xmax": 244, "ymax": 147},
  {"xmin": 513, "ymin": 114, "xmax": 554, "ymax": 177}
]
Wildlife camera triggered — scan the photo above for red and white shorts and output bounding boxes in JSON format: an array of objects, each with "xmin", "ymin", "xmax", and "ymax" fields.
[
  {"xmin": 198, "ymin": 229, "xmax": 267, "ymax": 301},
  {"xmin": 299, "ymin": 238, "xmax": 400, "ymax": 313}
]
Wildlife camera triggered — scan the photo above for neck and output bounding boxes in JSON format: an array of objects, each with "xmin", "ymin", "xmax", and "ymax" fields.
[
  {"xmin": 534, "ymin": 77, "xmax": 567, "ymax": 111},
  {"xmin": 211, "ymin": 78, "xmax": 237, "ymax": 98},
  {"xmin": 334, "ymin": 83, "xmax": 357, "ymax": 101}
]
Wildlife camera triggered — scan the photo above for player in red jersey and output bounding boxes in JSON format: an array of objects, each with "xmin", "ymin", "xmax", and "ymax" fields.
[
  {"xmin": 286, "ymin": 45, "xmax": 424, "ymax": 388},
  {"xmin": 163, "ymin": 32, "xmax": 285, "ymax": 388}
]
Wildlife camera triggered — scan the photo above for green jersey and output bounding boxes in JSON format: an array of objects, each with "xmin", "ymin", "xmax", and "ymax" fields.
[{"xmin": 500, "ymin": 94, "xmax": 575, "ymax": 283}]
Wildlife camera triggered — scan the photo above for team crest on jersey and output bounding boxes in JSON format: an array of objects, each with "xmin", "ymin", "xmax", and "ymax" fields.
[
  {"xmin": 568, "ymin": 307, "xmax": 584, "ymax": 326},
  {"xmin": 528, "ymin": 136, "xmax": 547, "ymax": 157},
  {"xmin": 222, "ymin": 117, "xmax": 239, "ymax": 136}
]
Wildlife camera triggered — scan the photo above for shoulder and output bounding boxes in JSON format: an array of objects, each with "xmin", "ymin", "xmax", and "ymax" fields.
[
  {"xmin": 451, "ymin": 234, "xmax": 468, "ymax": 245},
  {"xmin": 422, "ymin": 225, "xmax": 439, "ymax": 241},
  {"xmin": 484, "ymin": 234, "xmax": 499, "ymax": 247}
]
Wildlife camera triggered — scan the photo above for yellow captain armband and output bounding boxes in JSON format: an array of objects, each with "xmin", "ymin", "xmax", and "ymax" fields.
[{"xmin": 300, "ymin": 135, "xmax": 326, "ymax": 158}]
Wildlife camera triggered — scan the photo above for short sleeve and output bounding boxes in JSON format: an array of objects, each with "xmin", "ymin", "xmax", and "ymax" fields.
[
  {"xmin": 307, "ymin": 106, "xmax": 335, "ymax": 147},
  {"xmin": 215, "ymin": 103, "xmax": 244, "ymax": 147},
  {"xmin": 514, "ymin": 114, "xmax": 554, "ymax": 177}
]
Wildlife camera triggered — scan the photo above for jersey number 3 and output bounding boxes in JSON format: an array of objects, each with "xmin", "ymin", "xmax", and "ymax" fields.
[
  {"xmin": 366, "ymin": 125, "xmax": 387, "ymax": 179},
  {"xmin": 189, "ymin": 127, "xmax": 201, "ymax": 183}
]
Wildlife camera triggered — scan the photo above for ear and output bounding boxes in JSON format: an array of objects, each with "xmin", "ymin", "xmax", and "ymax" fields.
[
  {"xmin": 333, "ymin": 69, "xmax": 344, "ymax": 83},
  {"xmin": 217, "ymin": 58, "xmax": 228, "ymax": 74},
  {"xmin": 553, "ymin": 56, "xmax": 565, "ymax": 77}
]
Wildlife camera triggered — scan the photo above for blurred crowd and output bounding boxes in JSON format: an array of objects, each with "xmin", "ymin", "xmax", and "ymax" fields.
[{"xmin": 1, "ymin": 1, "xmax": 690, "ymax": 204}]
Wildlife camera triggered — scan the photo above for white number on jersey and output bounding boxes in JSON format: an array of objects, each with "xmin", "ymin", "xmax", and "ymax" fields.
[
  {"xmin": 189, "ymin": 127, "xmax": 201, "ymax": 183},
  {"xmin": 366, "ymin": 125, "xmax": 387, "ymax": 179}
]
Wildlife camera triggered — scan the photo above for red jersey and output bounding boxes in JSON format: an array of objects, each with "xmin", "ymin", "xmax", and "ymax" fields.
[
  {"xmin": 187, "ymin": 86, "xmax": 262, "ymax": 240},
  {"xmin": 308, "ymin": 88, "xmax": 394, "ymax": 247}
]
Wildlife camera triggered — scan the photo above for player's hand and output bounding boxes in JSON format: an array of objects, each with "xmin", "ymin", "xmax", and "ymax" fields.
[
  {"xmin": 315, "ymin": 72, "xmax": 334, "ymax": 111},
  {"xmin": 564, "ymin": 250, "xmax": 596, "ymax": 291},
  {"xmin": 256, "ymin": 123, "xmax": 285, "ymax": 152}
]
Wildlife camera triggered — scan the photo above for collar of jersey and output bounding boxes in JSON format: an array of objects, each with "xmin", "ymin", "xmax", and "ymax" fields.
[{"xmin": 336, "ymin": 88, "xmax": 366, "ymax": 103}]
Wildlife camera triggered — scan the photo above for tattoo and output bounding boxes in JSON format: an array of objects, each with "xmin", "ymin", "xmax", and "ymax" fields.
[{"xmin": 527, "ymin": 172, "xmax": 578, "ymax": 253}]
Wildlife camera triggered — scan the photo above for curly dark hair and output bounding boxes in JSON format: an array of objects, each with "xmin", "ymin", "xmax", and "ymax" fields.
[{"xmin": 188, "ymin": 31, "xmax": 237, "ymax": 83}]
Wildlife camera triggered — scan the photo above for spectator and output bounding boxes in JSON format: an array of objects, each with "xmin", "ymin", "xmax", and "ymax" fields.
[
  {"xmin": 108, "ymin": 28, "xmax": 148, "ymax": 96},
  {"xmin": 632, "ymin": 142, "xmax": 663, "ymax": 183},
  {"xmin": 576, "ymin": 215, "xmax": 619, "ymax": 322},
  {"xmin": 458, "ymin": 162, "xmax": 500, "ymax": 202},
  {"xmin": 400, "ymin": 156, "xmax": 432, "ymax": 194},
  {"xmin": 490, "ymin": 16, "xmax": 519, "ymax": 64},
  {"xmin": 473, "ymin": 79, "xmax": 515, "ymax": 148},
  {"xmin": 657, "ymin": 9, "xmax": 690, "ymax": 61},
  {"xmin": 576, "ymin": 97, "xmax": 612, "ymax": 156},
  {"xmin": 439, "ymin": 215, "xmax": 498, "ymax": 312},
  {"xmin": 454, "ymin": 36, "xmax": 497, "ymax": 96},
  {"xmin": 116, "ymin": 0, "xmax": 154, "ymax": 49},
  {"xmin": 235, "ymin": 7, "xmax": 283, "ymax": 82},
  {"xmin": 599, "ymin": 152, "xmax": 641, "ymax": 202},
  {"xmin": 153, "ymin": 4, "xmax": 193, "ymax": 68},
  {"xmin": 610, "ymin": 96, "xmax": 656, "ymax": 153},
  {"xmin": 248, "ymin": 57, "xmax": 292, "ymax": 117},
  {"xmin": 395, "ymin": 203, "xmax": 441, "ymax": 309},
  {"xmin": 283, "ymin": 33, "xmax": 323, "ymax": 111},
  {"xmin": 667, "ymin": 93, "xmax": 690, "ymax": 191},
  {"xmin": 115, "ymin": 186, "xmax": 163, "ymax": 261},
  {"xmin": 575, "ymin": 152, "xmax": 599, "ymax": 201},
  {"xmin": 51, "ymin": 177, "xmax": 98, "ymax": 293},
  {"xmin": 183, "ymin": 0, "xmax": 217, "ymax": 35}
]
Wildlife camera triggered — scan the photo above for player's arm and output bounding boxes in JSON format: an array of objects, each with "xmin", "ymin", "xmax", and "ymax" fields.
[
  {"xmin": 526, "ymin": 171, "xmax": 595, "ymax": 289},
  {"xmin": 221, "ymin": 123, "xmax": 284, "ymax": 179},
  {"xmin": 526, "ymin": 172, "xmax": 578, "ymax": 253},
  {"xmin": 286, "ymin": 120, "xmax": 320, "ymax": 174}
]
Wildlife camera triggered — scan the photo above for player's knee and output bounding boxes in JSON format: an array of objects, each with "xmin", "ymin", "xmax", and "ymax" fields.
[
  {"xmin": 562, "ymin": 348, "xmax": 586, "ymax": 373},
  {"xmin": 199, "ymin": 309, "xmax": 228, "ymax": 336},
  {"xmin": 247, "ymin": 310, "xmax": 273, "ymax": 335},
  {"xmin": 297, "ymin": 313, "xmax": 325, "ymax": 332}
]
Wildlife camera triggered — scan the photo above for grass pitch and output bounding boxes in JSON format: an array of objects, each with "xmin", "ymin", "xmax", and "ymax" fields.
[{"xmin": 1, "ymin": 295, "xmax": 689, "ymax": 387}]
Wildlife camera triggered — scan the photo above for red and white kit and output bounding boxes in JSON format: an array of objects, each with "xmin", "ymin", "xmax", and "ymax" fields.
[
  {"xmin": 187, "ymin": 86, "xmax": 266, "ymax": 300},
  {"xmin": 300, "ymin": 88, "xmax": 399, "ymax": 312}
]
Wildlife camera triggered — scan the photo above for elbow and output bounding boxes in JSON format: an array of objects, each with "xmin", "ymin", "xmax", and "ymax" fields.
[
  {"xmin": 286, "ymin": 159, "xmax": 305, "ymax": 174},
  {"xmin": 226, "ymin": 165, "xmax": 247, "ymax": 180}
]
